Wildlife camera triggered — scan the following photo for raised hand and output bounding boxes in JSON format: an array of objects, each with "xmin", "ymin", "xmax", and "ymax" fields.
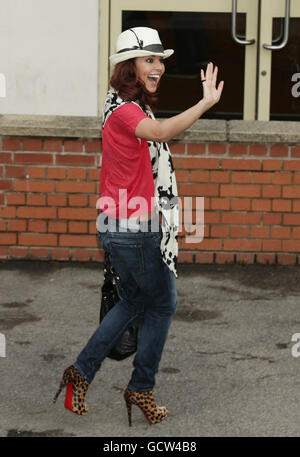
[{"xmin": 200, "ymin": 62, "xmax": 224, "ymax": 107}]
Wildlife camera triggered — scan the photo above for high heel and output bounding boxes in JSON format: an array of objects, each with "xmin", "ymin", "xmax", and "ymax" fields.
[
  {"xmin": 124, "ymin": 387, "xmax": 168, "ymax": 426},
  {"xmin": 53, "ymin": 365, "xmax": 89, "ymax": 416}
]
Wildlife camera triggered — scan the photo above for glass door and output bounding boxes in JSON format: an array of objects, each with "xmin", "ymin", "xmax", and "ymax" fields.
[
  {"xmin": 104, "ymin": 0, "xmax": 259, "ymax": 120},
  {"xmin": 258, "ymin": 0, "xmax": 300, "ymax": 121}
]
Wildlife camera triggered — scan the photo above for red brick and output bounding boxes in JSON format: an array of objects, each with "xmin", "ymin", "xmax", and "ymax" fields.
[
  {"xmin": 0, "ymin": 233, "xmax": 17, "ymax": 245},
  {"xmin": 220, "ymin": 184, "xmax": 260, "ymax": 198},
  {"xmin": 249, "ymin": 144, "xmax": 268, "ymax": 156},
  {"xmin": 19, "ymin": 233, "xmax": 57, "ymax": 246},
  {"xmin": 195, "ymin": 253, "xmax": 214, "ymax": 263},
  {"xmin": 263, "ymin": 160, "xmax": 282, "ymax": 171},
  {"xmin": 210, "ymin": 171, "xmax": 230, "ymax": 183},
  {"xmin": 14, "ymin": 180, "xmax": 54, "ymax": 193},
  {"xmin": 0, "ymin": 180, "xmax": 12, "ymax": 190},
  {"xmin": 169, "ymin": 143, "xmax": 185, "ymax": 155},
  {"xmin": 272, "ymin": 227, "xmax": 291, "ymax": 239},
  {"xmin": 6, "ymin": 166, "xmax": 25, "ymax": 178},
  {"xmin": 0, "ymin": 194, "xmax": 4, "ymax": 206},
  {"xmin": 229, "ymin": 144, "xmax": 248, "ymax": 156},
  {"xmin": 251, "ymin": 227, "xmax": 270, "ymax": 238},
  {"xmin": 6, "ymin": 193, "xmax": 25, "ymax": 206},
  {"xmin": 283, "ymin": 186, "xmax": 300, "ymax": 199},
  {"xmin": 71, "ymin": 249, "xmax": 90, "ymax": 261},
  {"xmin": 283, "ymin": 214, "xmax": 300, "ymax": 226},
  {"xmin": 2, "ymin": 138, "xmax": 21, "ymax": 151},
  {"xmin": 232, "ymin": 172, "xmax": 251, "ymax": 183},
  {"xmin": 282, "ymin": 241, "xmax": 300, "ymax": 252},
  {"xmin": 43, "ymin": 139, "xmax": 63, "ymax": 152},
  {"xmin": 85, "ymin": 140, "xmax": 101, "ymax": 153},
  {"xmin": 230, "ymin": 226, "xmax": 250, "ymax": 238},
  {"xmin": 69, "ymin": 195, "xmax": 89, "ymax": 207},
  {"xmin": 29, "ymin": 248, "xmax": 50, "ymax": 259},
  {"xmin": 58, "ymin": 208, "xmax": 96, "ymax": 221},
  {"xmin": 211, "ymin": 225, "xmax": 229, "ymax": 237},
  {"xmin": 56, "ymin": 181, "xmax": 95, "ymax": 194},
  {"xmin": 252, "ymin": 199, "xmax": 271, "ymax": 211},
  {"xmin": 0, "ymin": 247, "xmax": 8, "ymax": 258},
  {"xmin": 182, "ymin": 238, "xmax": 222, "ymax": 250},
  {"xmin": 87, "ymin": 169, "xmax": 99, "ymax": 181},
  {"xmin": 47, "ymin": 167, "xmax": 66, "ymax": 179},
  {"xmin": 256, "ymin": 254, "xmax": 276, "ymax": 264},
  {"xmin": 89, "ymin": 221, "xmax": 97, "ymax": 234},
  {"xmin": 52, "ymin": 248, "xmax": 70, "ymax": 260},
  {"xmin": 48, "ymin": 221, "xmax": 67, "ymax": 233},
  {"xmin": 181, "ymin": 158, "xmax": 220, "ymax": 169},
  {"xmin": 7, "ymin": 220, "xmax": 27, "ymax": 232},
  {"xmin": 270, "ymin": 145, "xmax": 288, "ymax": 157},
  {"xmin": 68, "ymin": 168, "xmax": 86, "ymax": 180},
  {"xmin": 14, "ymin": 152, "xmax": 53, "ymax": 164},
  {"xmin": 23, "ymin": 138, "xmax": 42, "ymax": 151},
  {"xmin": 28, "ymin": 220, "xmax": 47, "ymax": 232},
  {"xmin": 208, "ymin": 143, "xmax": 226, "ymax": 155},
  {"xmin": 187, "ymin": 143, "xmax": 205, "ymax": 155},
  {"xmin": 27, "ymin": 167, "xmax": 45, "ymax": 178},
  {"xmin": 10, "ymin": 247, "xmax": 29, "ymax": 259},
  {"xmin": 263, "ymin": 213, "xmax": 282, "ymax": 225},
  {"xmin": 277, "ymin": 254, "xmax": 297, "ymax": 265},
  {"xmin": 69, "ymin": 221, "xmax": 88, "ymax": 233},
  {"xmin": 64, "ymin": 140, "xmax": 84, "ymax": 152},
  {"xmin": 222, "ymin": 159, "xmax": 261, "ymax": 171},
  {"xmin": 0, "ymin": 152, "xmax": 12, "ymax": 163},
  {"xmin": 215, "ymin": 253, "xmax": 235, "ymax": 264},
  {"xmin": 273, "ymin": 173, "xmax": 292, "ymax": 185},
  {"xmin": 232, "ymin": 199, "xmax": 251, "ymax": 211},
  {"xmin": 211, "ymin": 198, "xmax": 230, "ymax": 210},
  {"xmin": 0, "ymin": 206, "xmax": 16, "ymax": 218},
  {"xmin": 27, "ymin": 194, "xmax": 46, "ymax": 206},
  {"xmin": 59, "ymin": 234, "xmax": 98, "ymax": 247},
  {"xmin": 284, "ymin": 161, "xmax": 300, "ymax": 171},
  {"xmin": 222, "ymin": 213, "xmax": 261, "ymax": 225},
  {"xmin": 262, "ymin": 185, "xmax": 281, "ymax": 198},
  {"xmin": 92, "ymin": 249, "xmax": 105, "ymax": 262},
  {"xmin": 252, "ymin": 172, "xmax": 272, "ymax": 184},
  {"xmin": 291, "ymin": 146, "xmax": 300, "ymax": 158},
  {"xmin": 223, "ymin": 239, "xmax": 261, "ymax": 251},
  {"xmin": 272, "ymin": 199, "xmax": 291, "ymax": 212},
  {"xmin": 189, "ymin": 171, "xmax": 209, "ymax": 182},
  {"xmin": 0, "ymin": 220, "xmax": 6, "ymax": 231},
  {"xmin": 178, "ymin": 183, "xmax": 219, "ymax": 196},
  {"xmin": 293, "ymin": 201, "xmax": 300, "ymax": 212},
  {"xmin": 293, "ymin": 228, "xmax": 300, "ymax": 239},
  {"xmin": 56, "ymin": 154, "xmax": 94, "ymax": 167},
  {"xmin": 294, "ymin": 174, "xmax": 300, "ymax": 185},
  {"xmin": 262, "ymin": 240, "xmax": 282, "ymax": 251},
  {"xmin": 18, "ymin": 207, "xmax": 56, "ymax": 219},
  {"xmin": 47, "ymin": 194, "xmax": 67, "ymax": 207},
  {"xmin": 236, "ymin": 253, "xmax": 255, "ymax": 264}
]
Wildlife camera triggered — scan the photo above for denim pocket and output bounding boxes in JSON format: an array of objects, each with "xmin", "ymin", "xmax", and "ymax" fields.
[{"xmin": 110, "ymin": 242, "xmax": 145, "ymax": 274}]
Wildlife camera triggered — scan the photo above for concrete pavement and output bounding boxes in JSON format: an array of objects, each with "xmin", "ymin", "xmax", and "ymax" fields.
[{"xmin": 1, "ymin": 260, "xmax": 300, "ymax": 437}]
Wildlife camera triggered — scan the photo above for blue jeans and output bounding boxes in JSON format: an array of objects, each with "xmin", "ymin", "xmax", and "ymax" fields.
[{"xmin": 74, "ymin": 215, "xmax": 178, "ymax": 392}]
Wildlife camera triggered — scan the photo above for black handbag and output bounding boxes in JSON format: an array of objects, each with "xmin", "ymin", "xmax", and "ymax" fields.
[{"xmin": 99, "ymin": 251, "xmax": 142, "ymax": 361}]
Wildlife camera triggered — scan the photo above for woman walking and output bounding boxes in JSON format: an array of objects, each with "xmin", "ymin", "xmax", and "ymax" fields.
[{"xmin": 53, "ymin": 27, "xmax": 223, "ymax": 425}]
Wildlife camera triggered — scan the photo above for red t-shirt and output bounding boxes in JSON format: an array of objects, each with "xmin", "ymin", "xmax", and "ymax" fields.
[{"xmin": 99, "ymin": 103, "xmax": 154, "ymax": 219}]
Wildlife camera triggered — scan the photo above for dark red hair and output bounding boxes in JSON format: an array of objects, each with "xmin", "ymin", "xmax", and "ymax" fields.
[{"xmin": 110, "ymin": 59, "xmax": 158, "ymax": 113}]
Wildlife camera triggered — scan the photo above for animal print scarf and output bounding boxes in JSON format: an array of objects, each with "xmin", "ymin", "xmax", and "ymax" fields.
[{"xmin": 101, "ymin": 88, "xmax": 179, "ymax": 278}]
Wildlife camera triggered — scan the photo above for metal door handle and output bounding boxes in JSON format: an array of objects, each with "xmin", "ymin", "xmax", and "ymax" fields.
[
  {"xmin": 231, "ymin": 0, "xmax": 255, "ymax": 45},
  {"xmin": 263, "ymin": 0, "xmax": 290, "ymax": 50}
]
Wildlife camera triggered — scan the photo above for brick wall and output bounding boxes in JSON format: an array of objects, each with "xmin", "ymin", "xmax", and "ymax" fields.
[{"xmin": 1, "ymin": 136, "xmax": 300, "ymax": 265}]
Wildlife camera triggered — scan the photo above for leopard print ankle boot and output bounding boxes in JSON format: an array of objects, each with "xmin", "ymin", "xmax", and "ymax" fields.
[
  {"xmin": 53, "ymin": 365, "xmax": 89, "ymax": 415},
  {"xmin": 124, "ymin": 387, "xmax": 168, "ymax": 426}
]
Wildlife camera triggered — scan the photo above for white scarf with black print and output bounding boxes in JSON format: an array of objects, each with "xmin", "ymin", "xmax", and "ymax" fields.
[{"xmin": 101, "ymin": 88, "xmax": 179, "ymax": 278}]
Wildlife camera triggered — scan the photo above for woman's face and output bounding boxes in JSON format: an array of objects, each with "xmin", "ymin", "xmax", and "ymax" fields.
[{"xmin": 135, "ymin": 55, "xmax": 165, "ymax": 93}]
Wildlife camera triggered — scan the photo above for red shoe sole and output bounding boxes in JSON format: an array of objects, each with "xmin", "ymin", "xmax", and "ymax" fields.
[{"xmin": 64, "ymin": 382, "xmax": 73, "ymax": 412}]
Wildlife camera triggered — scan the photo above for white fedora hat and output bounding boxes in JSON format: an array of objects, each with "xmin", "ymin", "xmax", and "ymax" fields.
[{"xmin": 109, "ymin": 27, "xmax": 174, "ymax": 66}]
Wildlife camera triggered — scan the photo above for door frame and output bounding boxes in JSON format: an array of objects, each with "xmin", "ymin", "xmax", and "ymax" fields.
[{"xmin": 99, "ymin": 0, "xmax": 259, "ymax": 119}]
